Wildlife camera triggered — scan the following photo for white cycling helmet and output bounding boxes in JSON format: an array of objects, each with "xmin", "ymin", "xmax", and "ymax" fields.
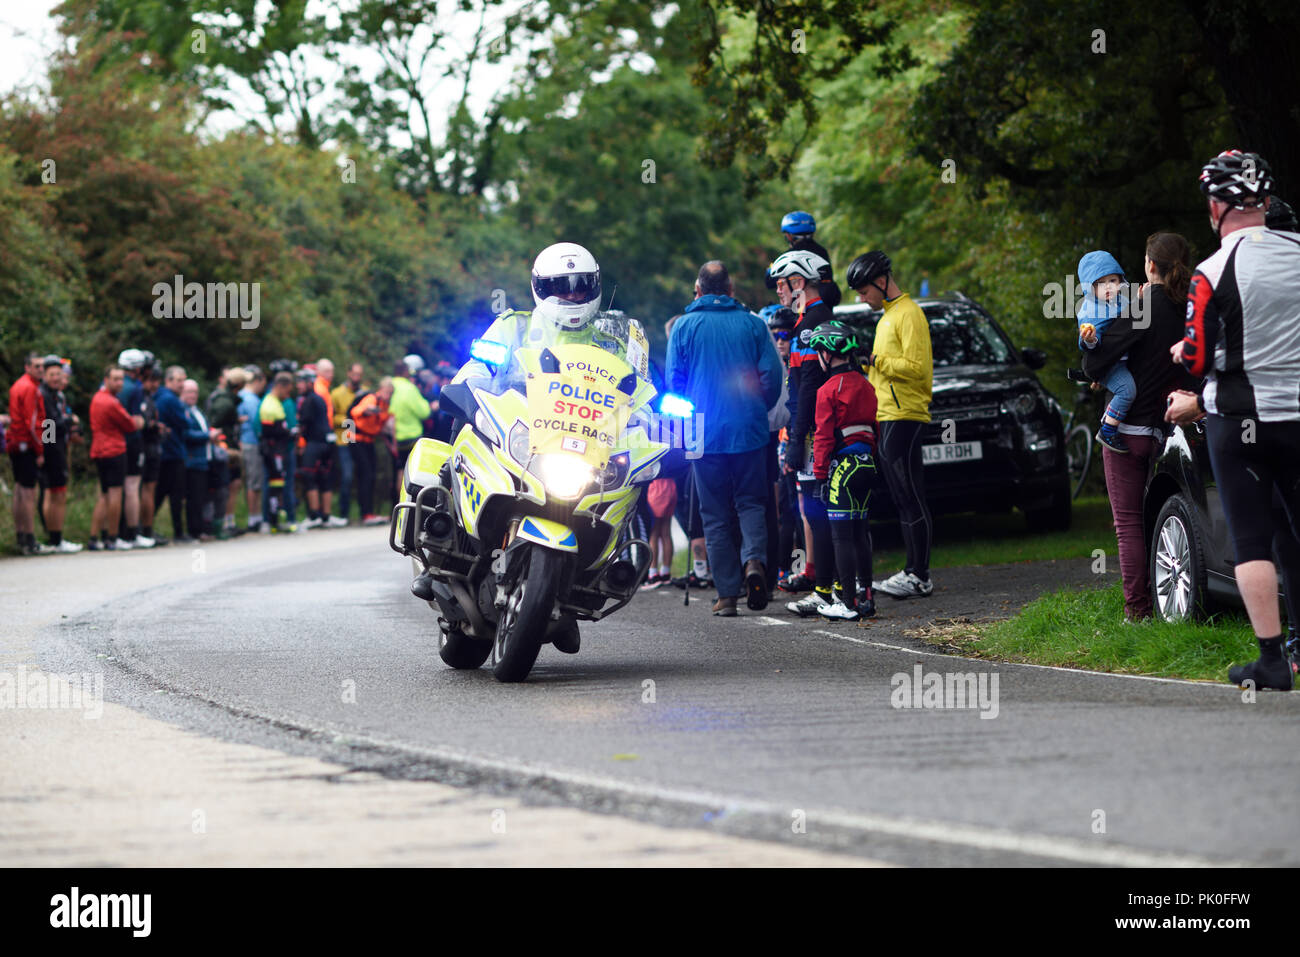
[
  {"xmin": 766, "ymin": 249, "xmax": 830, "ymax": 286},
  {"xmin": 403, "ymin": 353, "xmax": 425, "ymax": 374},
  {"xmin": 118, "ymin": 348, "xmax": 148, "ymax": 371},
  {"xmin": 531, "ymin": 242, "xmax": 602, "ymax": 330}
]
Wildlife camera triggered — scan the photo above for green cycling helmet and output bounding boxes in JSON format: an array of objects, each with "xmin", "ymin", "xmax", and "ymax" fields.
[{"xmin": 808, "ymin": 321, "xmax": 858, "ymax": 356}]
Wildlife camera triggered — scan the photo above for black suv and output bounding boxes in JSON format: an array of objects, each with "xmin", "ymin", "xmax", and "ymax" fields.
[
  {"xmin": 1143, "ymin": 421, "xmax": 1296, "ymax": 622},
  {"xmin": 833, "ymin": 292, "xmax": 1071, "ymax": 530}
]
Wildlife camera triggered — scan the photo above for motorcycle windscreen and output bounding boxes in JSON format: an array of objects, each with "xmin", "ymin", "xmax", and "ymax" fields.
[{"xmin": 522, "ymin": 342, "xmax": 635, "ymax": 469}]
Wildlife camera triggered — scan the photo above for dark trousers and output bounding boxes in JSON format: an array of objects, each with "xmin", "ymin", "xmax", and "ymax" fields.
[
  {"xmin": 878, "ymin": 420, "xmax": 932, "ymax": 579},
  {"xmin": 1102, "ymin": 434, "xmax": 1160, "ymax": 619},
  {"xmin": 778, "ymin": 471, "xmax": 800, "ymax": 576},
  {"xmin": 764, "ymin": 433, "xmax": 781, "ymax": 590},
  {"xmin": 336, "ymin": 443, "xmax": 355, "ymax": 519},
  {"xmin": 394, "ymin": 438, "xmax": 417, "ymax": 504},
  {"xmin": 155, "ymin": 458, "xmax": 186, "ymax": 538},
  {"xmin": 355, "ymin": 441, "xmax": 377, "ymax": 516},
  {"xmin": 185, "ymin": 468, "xmax": 208, "ymax": 538},
  {"xmin": 693, "ymin": 446, "xmax": 769, "ymax": 600},
  {"xmin": 799, "ymin": 484, "xmax": 835, "ymax": 591}
]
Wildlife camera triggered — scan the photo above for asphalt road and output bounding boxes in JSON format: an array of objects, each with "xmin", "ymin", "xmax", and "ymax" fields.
[{"xmin": 40, "ymin": 531, "xmax": 1300, "ymax": 866}]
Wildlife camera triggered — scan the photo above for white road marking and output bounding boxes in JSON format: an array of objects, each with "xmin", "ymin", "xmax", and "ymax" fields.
[
  {"xmin": 752, "ymin": 616, "xmax": 790, "ymax": 626},
  {"xmin": 329, "ymin": 728, "xmax": 1245, "ymax": 868}
]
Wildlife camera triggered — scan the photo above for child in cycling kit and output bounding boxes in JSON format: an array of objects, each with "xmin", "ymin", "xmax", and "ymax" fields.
[
  {"xmin": 1075, "ymin": 250, "xmax": 1136, "ymax": 454},
  {"xmin": 810, "ymin": 323, "xmax": 878, "ymax": 621}
]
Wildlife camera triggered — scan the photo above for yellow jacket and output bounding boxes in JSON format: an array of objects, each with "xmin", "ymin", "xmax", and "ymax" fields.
[
  {"xmin": 868, "ymin": 292, "xmax": 932, "ymax": 423},
  {"xmin": 331, "ymin": 382, "xmax": 357, "ymax": 443}
]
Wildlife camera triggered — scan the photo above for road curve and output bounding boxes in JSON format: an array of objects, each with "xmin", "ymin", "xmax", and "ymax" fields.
[{"xmin": 38, "ymin": 529, "xmax": 1300, "ymax": 866}]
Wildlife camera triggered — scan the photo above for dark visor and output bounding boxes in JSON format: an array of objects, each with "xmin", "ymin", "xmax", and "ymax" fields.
[{"xmin": 533, "ymin": 272, "xmax": 600, "ymax": 303}]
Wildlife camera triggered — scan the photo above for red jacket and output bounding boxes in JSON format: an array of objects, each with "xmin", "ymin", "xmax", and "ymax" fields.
[
  {"xmin": 6, "ymin": 373, "xmax": 45, "ymax": 451},
  {"xmin": 813, "ymin": 367, "xmax": 877, "ymax": 480},
  {"xmin": 90, "ymin": 387, "xmax": 139, "ymax": 459}
]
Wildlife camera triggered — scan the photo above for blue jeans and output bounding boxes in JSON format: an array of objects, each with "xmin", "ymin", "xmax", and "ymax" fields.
[
  {"xmin": 693, "ymin": 447, "xmax": 769, "ymax": 600},
  {"xmin": 336, "ymin": 443, "xmax": 354, "ymax": 519},
  {"xmin": 1102, "ymin": 361, "xmax": 1136, "ymax": 421}
]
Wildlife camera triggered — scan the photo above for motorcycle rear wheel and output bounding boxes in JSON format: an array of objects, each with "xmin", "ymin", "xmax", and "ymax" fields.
[{"xmin": 490, "ymin": 547, "xmax": 564, "ymax": 682}]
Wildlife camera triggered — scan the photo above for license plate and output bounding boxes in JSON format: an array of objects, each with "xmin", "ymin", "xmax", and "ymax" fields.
[{"xmin": 922, "ymin": 441, "xmax": 982, "ymax": 465}]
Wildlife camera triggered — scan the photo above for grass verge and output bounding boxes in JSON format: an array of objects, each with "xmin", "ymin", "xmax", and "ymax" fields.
[{"xmin": 907, "ymin": 583, "xmax": 1260, "ymax": 682}]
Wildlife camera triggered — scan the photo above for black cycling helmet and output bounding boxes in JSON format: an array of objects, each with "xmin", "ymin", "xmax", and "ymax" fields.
[
  {"xmin": 808, "ymin": 321, "xmax": 858, "ymax": 356},
  {"xmin": 1198, "ymin": 150, "xmax": 1273, "ymax": 209},
  {"xmin": 765, "ymin": 305, "xmax": 797, "ymax": 331},
  {"xmin": 1266, "ymin": 196, "xmax": 1298, "ymax": 232},
  {"xmin": 268, "ymin": 357, "xmax": 299, "ymax": 375},
  {"xmin": 845, "ymin": 251, "xmax": 892, "ymax": 291}
]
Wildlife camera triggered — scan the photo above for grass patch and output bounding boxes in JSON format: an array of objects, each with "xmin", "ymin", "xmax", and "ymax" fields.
[
  {"xmin": 908, "ymin": 583, "xmax": 1259, "ymax": 681},
  {"xmin": 904, "ymin": 495, "xmax": 1117, "ymax": 570}
]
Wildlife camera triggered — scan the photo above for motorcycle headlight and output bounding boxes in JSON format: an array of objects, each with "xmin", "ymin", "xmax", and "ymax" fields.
[{"xmin": 535, "ymin": 453, "xmax": 594, "ymax": 500}]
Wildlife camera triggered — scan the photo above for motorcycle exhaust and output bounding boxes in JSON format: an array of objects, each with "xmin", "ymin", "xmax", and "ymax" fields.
[{"xmin": 603, "ymin": 559, "xmax": 638, "ymax": 593}]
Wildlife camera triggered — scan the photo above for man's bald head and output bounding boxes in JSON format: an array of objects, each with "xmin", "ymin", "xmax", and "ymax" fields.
[{"xmin": 695, "ymin": 260, "xmax": 732, "ymax": 298}]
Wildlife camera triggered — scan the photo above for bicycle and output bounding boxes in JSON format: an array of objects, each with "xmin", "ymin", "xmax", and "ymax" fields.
[{"xmin": 1061, "ymin": 369, "xmax": 1099, "ymax": 500}]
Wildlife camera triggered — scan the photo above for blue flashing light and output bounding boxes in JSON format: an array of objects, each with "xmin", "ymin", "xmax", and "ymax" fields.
[
  {"xmin": 470, "ymin": 338, "xmax": 509, "ymax": 367},
  {"xmin": 661, "ymin": 394, "xmax": 695, "ymax": 418}
]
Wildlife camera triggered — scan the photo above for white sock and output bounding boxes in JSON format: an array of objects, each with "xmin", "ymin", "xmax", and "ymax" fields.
[{"xmin": 693, "ymin": 559, "xmax": 708, "ymax": 578}]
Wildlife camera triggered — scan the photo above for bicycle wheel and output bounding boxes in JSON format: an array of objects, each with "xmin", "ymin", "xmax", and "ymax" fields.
[{"xmin": 1065, "ymin": 424, "xmax": 1093, "ymax": 499}]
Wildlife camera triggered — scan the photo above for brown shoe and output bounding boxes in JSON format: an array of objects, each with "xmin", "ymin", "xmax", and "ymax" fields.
[
  {"xmin": 744, "ymin": 560, "xmax": 768, "ymax": 610},
  {"xmin": 712, "ymin": 596, "xmax": 737, "ymax": 617}
]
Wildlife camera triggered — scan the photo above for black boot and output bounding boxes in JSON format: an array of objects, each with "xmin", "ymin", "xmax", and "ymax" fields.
[
  {"xmin": 412, "ymin": 570, "xmax": 436, "ymax": 601},
  {"xmin": 1228, "ymin": 636, "xmax": 1293, "ymax": 691},
  {"xmin": 547, "ymin": 616, "xmax": 581, "ymax": 654}
]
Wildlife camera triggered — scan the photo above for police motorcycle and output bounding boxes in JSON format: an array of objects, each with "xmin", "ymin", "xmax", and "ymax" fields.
[{"xmin": 389, "ymin": 246, "xmax": 680, "ymax": 682}]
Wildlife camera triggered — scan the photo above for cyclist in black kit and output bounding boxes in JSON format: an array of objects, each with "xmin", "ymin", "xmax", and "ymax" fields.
[{"xmin": 1168, "ymin": 150, "xmax": 1300, "ymax": 690}]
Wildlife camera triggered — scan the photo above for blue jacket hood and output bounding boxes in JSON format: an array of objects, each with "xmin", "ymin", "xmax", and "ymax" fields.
[{"xmin": 1077, "ymin": 251, "xmax": 1125, "ymax": 290}]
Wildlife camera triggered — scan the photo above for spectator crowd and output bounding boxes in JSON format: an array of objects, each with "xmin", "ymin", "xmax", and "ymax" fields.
[{"xmin": 3, "ymin": 349, "xmax": 459, "ymax": 553}]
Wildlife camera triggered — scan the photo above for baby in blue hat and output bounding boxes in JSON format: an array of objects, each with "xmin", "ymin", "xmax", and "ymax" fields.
[{"xmin": 1076, "ymin": 250, "xmax": 1135, "ymax": 454}]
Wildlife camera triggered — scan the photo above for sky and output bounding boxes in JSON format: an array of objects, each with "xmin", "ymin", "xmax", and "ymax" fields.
[
  {"xmin": 0, "ymin": 0, "xmax": 61, "ymax": 96},
  {"xmin": 0, "ymin": 0, "xmax": 528, "ymax": 146}
]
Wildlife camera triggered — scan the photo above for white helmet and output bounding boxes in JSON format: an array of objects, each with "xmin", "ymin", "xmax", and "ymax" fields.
[
  {"xmin": 118, "ymin": 348, "xmax": 148, "ymax": 371},
  {"xmin": 531, "ymin": 242, "xmax": 601, "ymax": 330},
  {"xmin": 402, "ymin": 353, "xmax": 425, "ymax": 374},
  {"xmin": 767, "ymin": 249, "xmax": 830, "ymax": 284}
]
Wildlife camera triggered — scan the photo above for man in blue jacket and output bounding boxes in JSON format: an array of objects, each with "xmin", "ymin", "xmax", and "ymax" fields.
[
  {"xmin": 154, "ymin": 365, "xmax": 191, "ymax": 541},
  {"xmin": 667, "ymin": 261, "xmax": 784, "ymax": 616}
]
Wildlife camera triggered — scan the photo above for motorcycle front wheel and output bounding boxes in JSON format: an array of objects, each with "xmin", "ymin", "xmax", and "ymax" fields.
[{"xmin": 490, "ymin": 546, "xmax": 566, "ymax": 682}]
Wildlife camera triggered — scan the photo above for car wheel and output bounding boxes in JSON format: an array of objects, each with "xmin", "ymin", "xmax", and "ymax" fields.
[{"xmin": 1150, "ymin": 494, "xmax": 1211, "ymax": 622}]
